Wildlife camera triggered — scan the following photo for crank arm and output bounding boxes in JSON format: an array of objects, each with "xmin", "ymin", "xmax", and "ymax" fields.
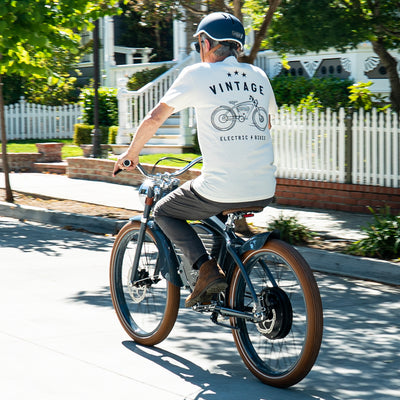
[{"xmin": 193, "ymin": 302, "xmax": 259, "ymax": 322}]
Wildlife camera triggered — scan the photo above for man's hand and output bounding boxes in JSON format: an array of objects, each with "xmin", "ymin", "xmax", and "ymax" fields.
[{"xmin": 112, "ymin": 152, "xmax": 139, "ymax": 177}]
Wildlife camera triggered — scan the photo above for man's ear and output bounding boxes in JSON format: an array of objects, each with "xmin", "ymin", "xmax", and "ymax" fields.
[{"xmin": 203, "ymin": 38, "xmax": 211, "ymax": 51}]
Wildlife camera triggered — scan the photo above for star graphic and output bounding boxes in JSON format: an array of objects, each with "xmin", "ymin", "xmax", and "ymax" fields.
[
  {"xmin": 227, "ymin": 72, "xmax": 232, "ymax": 77},
  {"xmin": 242, "ymin": 72, "xmax": 247, "ymax": 77},
  {"xmin": 234, "ymin": 70, "xmax": 239, "ymax": 75}
]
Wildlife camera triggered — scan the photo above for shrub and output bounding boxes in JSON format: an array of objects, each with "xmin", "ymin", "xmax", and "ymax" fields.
[
  {"xmin": 73, "ymin": 124, "xmax": 109, "ymax": 146},
  {"xmin": 348, "ymin": 81, "xmax": 391, "ymax": 111},
  {"xmin": 271, "ymin": 76, "xmax": 353, "ymax": 110},
  {"xmin": 127, "ymin": 65, "xmax": 170, "ymax": 91},
  {"xmin": 108, "ymin": 126, "xmax": 119, "ymax": 144},
  {"xmin": 346, "ymin": 207, "xmax": 400, "ymax": 260},
  {"xmin": 80, "ymin": 87, "xmax": 118, "ymax": 127},
  {"xmin": 267, "ymin": 214, "xmax": 315, "ymax": 245}
]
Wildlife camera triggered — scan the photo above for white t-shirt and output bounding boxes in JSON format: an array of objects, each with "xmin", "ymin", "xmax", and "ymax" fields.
[{"xmin": 160, "ymin": 56, "xmax": 277, "ymax": 203}]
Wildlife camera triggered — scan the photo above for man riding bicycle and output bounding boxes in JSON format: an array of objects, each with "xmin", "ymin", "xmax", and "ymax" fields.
[{"xmin": 113, "ymin": 12, "xmax": 277, "ymax": 308}]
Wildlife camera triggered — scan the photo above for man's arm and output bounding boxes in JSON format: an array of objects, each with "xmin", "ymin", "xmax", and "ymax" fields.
[{"xmin": 113, "ymin": 102, "xmax": 174, "ymax": 175}]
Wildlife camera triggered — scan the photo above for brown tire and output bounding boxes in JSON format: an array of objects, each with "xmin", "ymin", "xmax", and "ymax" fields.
[
  {"xmin": 110, "ymin": 221, "xmax": 180, "ymax": 346},
  {"xmin": 229, "ymin": 239, "xmax": 323, "ymax": 387}
]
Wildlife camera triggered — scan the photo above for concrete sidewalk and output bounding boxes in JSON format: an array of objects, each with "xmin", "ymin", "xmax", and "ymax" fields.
[
  {"xmin": 1, "ymin": 171, "xmax": 399, "ymax": 286},
  {"xmin": 0, "ymin": 172, "xmax": 372, "ymax": 239}
]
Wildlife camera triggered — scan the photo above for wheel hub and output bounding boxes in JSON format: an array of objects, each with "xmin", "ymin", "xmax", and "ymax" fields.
[
  {"xmin": 256, "ymin": 287, "xmax": 293, "ymax": 340},
  {"xmin": 127, "ymin": 268, "xmax": 150, "ymax": 303}
]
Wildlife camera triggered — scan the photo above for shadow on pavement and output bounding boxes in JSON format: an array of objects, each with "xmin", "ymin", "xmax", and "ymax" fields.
[
  {"xmin": 67, "ymin": 267, "xmax": 400, "ymax": 399},
  {"xmin": 68, "ymin": 285, "xmax": 114, "ymax": 308},
  {"xmin": 0, "ymin": 218, "xmax": 113, "ymax": 255}
]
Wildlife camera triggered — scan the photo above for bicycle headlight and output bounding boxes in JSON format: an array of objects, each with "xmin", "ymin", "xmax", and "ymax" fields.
[{"xmin": 138, "ymin": 180, "xmax": 153, "ymax": 206}]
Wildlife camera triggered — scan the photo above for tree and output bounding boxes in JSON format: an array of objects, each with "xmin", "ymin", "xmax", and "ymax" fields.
[
  {"xmin": 130, "ymin": 0, "xmax": 282, "ymax": 64},
  {"xmin": 0, "ymin": 0, "xmax": 121, "ymax": 202},
  {"xmin": 268, "ymin": 0, "xmax": 400, "ymax": 113}
]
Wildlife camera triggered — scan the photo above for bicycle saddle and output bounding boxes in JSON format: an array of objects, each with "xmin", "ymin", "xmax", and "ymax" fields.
[{"xmin": 222, "ymin": 206, "xmax": 264, "ymax": 216}]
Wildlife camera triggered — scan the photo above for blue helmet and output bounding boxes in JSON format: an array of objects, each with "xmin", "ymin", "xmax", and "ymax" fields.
[{"xmin": 193, "ymin": 12, "xmax": 245, "ymax": 50}]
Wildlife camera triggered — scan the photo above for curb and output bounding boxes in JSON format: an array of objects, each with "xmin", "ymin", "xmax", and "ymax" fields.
[
  {"xmin": 0, "ymin": 201, "xmax": 126, "ymax": 235},
  {"xmin": 296, "ymin": 247, "xmax": 400, "ymax": 286},
  {"xmin": 1, "ymin": 201, "xmax": 399, "ymax": 286}
]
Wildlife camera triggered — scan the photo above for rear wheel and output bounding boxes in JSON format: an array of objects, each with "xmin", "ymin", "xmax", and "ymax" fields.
[
  {"xmin": 110, "ymin": 221, "xmax": 180, "ymax": 346},
  {"xmin": 229, "ymin": 239, "xmax": 323, "ymax": 387}
]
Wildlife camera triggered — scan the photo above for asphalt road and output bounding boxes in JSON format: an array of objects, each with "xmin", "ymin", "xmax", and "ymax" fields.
[{"xmin": 1, "ymin": 217, "xmax": 399, "ymax": 400}]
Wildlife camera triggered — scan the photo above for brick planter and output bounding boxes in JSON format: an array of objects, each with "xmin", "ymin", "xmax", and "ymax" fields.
[
  {"xmin": 35, "ymin": 142, "xmax": 64, "ymax": 162},
  {"xmin": 0, "ymin": 153, "xmax": 41, "ymax": 172},
  {"xmin": 66, "ymin": 157, "xmax": 200, "ymax": 187},
  {"xmin": 66, "ymin": 157, "xmax": 400, "ymax": 214}
]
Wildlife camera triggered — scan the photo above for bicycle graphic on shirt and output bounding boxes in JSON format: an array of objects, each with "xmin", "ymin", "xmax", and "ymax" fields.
[{"xmin": 211, "ymin": 95, "xmax": 268, "ymax": 132}]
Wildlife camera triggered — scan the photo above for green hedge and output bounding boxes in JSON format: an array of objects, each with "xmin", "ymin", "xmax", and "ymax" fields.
[
  {"xmin": 73, "ymin": 124, "xmax": 110, "ymax": 146},
  {"xmin": 108, "ymin": 126, "xmax": 118, "ymax": 144},
  {"xmin": 127, "ymin": 65, "xmax": 170, "ymax": 91},
  {"xmin": 271, "ymin": 76, "xmax": 353, "ymax": 110},
  {"xmin": 80, "ymin": 87, "xmax": 118, "ymax": 127}
]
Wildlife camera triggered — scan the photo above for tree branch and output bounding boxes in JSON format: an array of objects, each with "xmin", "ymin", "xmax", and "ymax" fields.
[{"xmin": 241, "ymin": 0, "xmax": 282, "ymax": 64}]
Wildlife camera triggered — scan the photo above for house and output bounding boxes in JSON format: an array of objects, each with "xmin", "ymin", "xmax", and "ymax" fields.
[{"xmin": 76, "ymin": 14, "xmax": 399, "ymax": 148}]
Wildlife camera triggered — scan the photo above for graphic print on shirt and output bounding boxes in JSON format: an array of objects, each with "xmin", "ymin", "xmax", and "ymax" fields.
[
  {"xmin": 211, "ymin": 95, "xmax": 268, "ymax": 131},
  {"xmin": 208, "ymin": 69, "xmax": 268, "ymax": 132}
]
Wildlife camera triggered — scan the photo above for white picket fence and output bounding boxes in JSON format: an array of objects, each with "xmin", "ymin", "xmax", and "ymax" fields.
[
  {"xmin": 272, "ymin": 107, "xmax": 346, "ymax": 183},
  {"xmin": 3, "ymin": 95, "xmax": 399, "ymax": 189},
  {"xmin": 352, "ymin": 108, "xmax": 399, "ymax": 188},
  {"xmin": 4, "ymin": 97, "xmax": 82, "ymax": 140},
  {"xmin": 272, "ymin": 107, "xmax": 399, "ymax": 188}
]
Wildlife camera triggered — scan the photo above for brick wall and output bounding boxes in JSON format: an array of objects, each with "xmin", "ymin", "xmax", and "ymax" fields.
[
  {"xmin": 66, "ymin": 157, "xmax": 400, "ymax": 214},
  {"xmin": 0, "ymin": 153, "xmax": 40, "ymax": 172},
  {"xmin": 66, "ymin": 157, "xmax": 201, "ymax": 187},
  {"xmin": 276, "ymin": 178, "xmax": 400, "ymax": 214}
]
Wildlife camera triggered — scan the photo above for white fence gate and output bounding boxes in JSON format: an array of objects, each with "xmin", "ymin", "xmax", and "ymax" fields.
[{"xmin": 4, "ymin": 97, "xmax": 82, "ymax": 140}]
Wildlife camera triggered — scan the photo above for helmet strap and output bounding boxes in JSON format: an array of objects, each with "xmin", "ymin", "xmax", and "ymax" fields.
[{"xmin": 203, "ymin": 43, "xmax": 222, "ymax": 60}]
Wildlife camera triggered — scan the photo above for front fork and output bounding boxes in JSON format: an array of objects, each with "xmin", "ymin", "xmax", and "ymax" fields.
[{"xmin": 129, "ymin": 188, "xmax": 154, "ymax": 283}]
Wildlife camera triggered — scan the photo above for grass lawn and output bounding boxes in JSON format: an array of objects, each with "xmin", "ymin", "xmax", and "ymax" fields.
[
  {"xmin": 138, "ymin": 153, "xmax": 202, "ymax": 169},
  {"xmin": 6, "ymin": 139, "xmax": 83, "ymax": 159},
  {"xmin": 5, "ymin": 139, "xmax": 201, "ymax": 167}
]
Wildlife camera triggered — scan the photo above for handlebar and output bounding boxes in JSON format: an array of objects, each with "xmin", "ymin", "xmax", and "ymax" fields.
[{"xmin": 114, "ymin": 156, "xmax": 203, "ymax": 178}]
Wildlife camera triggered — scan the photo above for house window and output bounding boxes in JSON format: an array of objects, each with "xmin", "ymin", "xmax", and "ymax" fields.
[
  {"xmin": 315, "ymin": 58, "xmax": 350, "ymax": 79},
  {"xmin": 364, "ymin": 56, "xmax": 388, "ymax": 79},
  {"xmin": 280, "ymin": 61, "xmax": 310, "ymax": 78}
]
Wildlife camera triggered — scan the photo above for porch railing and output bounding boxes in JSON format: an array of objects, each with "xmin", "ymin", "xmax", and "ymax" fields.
[{"xmin": 116, "ymin": 52, "xmax": 199, "ymax": 144}]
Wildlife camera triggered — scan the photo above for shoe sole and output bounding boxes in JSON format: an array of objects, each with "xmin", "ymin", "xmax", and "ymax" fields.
[{"xmin": 185, "ymin": 279, "xmax": 228, "ymax": 308}]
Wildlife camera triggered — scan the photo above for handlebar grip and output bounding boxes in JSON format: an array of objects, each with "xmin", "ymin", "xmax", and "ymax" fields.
[{"xmin": 113, "ymin": 159, "xmax": 133, "ymax": 176}]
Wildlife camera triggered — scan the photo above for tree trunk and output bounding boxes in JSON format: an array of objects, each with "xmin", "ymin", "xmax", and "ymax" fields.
[
  {"xmin": 0, "ymin": 74, "xmax": 14, "ymax": 203},
  {"xmin": 239, "ymin": 0, "xmax": 281, "ymax": 65},
  {"xmin": 92, "ymin": 19, "xmax": 101, "ymax": 158},
  {"xmin": 233, "ymin": 0, "xmax": 244, "ymax": 21},
  {"xmin": 372, "ymin": 38, "xmax": 400, "ymax": 113}
]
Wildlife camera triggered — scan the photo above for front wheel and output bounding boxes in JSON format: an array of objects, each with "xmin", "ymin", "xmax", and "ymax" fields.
[
  {"xmin": 229, "ymin": 239, "xmax": 323, "ymax": 387},
  {"xmin": 110, "ymin": 221, "xmax": 180, "ymax": 346}
]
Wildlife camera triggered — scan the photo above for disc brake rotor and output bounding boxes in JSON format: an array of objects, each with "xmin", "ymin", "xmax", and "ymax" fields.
[
  {"xmin": 256, "ymin": 287, "xmax": 293, "ymax": 340},
  {"xmin": 127, "ymin": 268, "xmax": 148, "ymax": 303}
]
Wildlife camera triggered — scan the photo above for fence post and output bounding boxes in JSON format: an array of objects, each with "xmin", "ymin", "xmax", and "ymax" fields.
[{"xmin": 344, "ymin": 108, "xmax": 354, "ymax": 184}]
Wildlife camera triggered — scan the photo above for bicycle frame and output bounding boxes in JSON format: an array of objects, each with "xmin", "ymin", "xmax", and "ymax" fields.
[
  {"xmin": 110, "ymin": 156, "xmax": 324, "ymax": 387},
  {"xmin": 127, "ymin": 172, "xmax": 279, "ymax": 322}
]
